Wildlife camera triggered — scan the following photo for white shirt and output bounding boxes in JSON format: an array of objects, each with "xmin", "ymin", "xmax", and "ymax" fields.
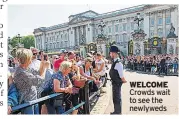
[
  {"xmin": 114, "ymin": 58, "xmax": 124, "ymax": 78},
  {"xmin": 95, "ymin": 59, "xmax": 106, "ymax": 76},
  {"xmin": 29, "ymin": 59, "xmax": 41, "ymax": 73},
  {"xmin": 76, "ymin": 60, "xmax": 82, "ymax": 67}
]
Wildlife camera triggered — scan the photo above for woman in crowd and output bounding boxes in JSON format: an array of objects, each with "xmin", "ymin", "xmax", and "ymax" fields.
[
  {"xmin": 68, "ymin": 60, "xmax": 87, "ymax": 114},
  {"xmin": 8, "ymin": 71, "xmax": 18, "ymax": 114},
  {"xmin": 151, "ymin": 59, "xmax": 157, "ymax": 74},
  {"xmin": 47, "ymin": 61, "xmax": 73, "ymax": 114},
  {"xmin": 80, "ymin": 57, "xmax": 99, "ymax": 93},
  {"xmin": 173, "ymin": 57, "xmax": 178, "ymax": 73},
  {"xmin": 93, "ymin": 52, "xmax": 106, "ymax": 84},
  {"xmin": 13, "ymin": 48, "xmax": 46, "ymax": 114}
]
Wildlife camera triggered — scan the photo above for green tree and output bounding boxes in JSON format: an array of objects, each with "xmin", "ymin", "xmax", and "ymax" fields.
[
  {"xmin": 21, "ymin": 35, "xmax": 35, "ymax": 49},
  {"xmin": 9, "ymin": 35, "xmax": 35, "ymax": 49},
  {"xmin": 9, "ymin": 36, "xmax": 19, "ymax": 48}
]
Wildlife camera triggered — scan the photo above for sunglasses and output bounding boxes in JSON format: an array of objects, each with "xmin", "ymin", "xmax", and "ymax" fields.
[{"xmin": 33, "ymin": 53, "xmax": 37, "ymax": 56}]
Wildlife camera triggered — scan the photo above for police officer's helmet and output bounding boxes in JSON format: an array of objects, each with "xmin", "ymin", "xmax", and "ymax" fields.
[{"xmin": 110, "ymin": 45, "xmax": 119, "ymax": 53}]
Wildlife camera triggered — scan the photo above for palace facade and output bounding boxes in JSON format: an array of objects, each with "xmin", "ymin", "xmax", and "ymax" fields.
[{"xmin": 33, "ymin": 4, "xmax": 178, "ymax": 56}]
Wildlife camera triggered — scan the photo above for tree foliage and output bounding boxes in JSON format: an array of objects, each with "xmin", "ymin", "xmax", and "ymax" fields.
[{"xmin": 9, "ymin": 35, "xmax": 35, "ymax": 49}]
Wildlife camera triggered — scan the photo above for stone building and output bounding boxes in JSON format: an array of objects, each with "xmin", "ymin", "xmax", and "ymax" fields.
[{"xmin": 33, "ymin": 4, "xmax": 178, "ymax": 56}]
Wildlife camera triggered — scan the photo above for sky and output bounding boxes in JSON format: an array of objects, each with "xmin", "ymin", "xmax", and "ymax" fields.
[{"xmin": 8, "ymin": 4, "xmax": 140, "ymax": 37}]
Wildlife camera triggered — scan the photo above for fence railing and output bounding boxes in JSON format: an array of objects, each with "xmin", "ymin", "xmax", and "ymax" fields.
[
  {"xmin": 11, "ymin": 77, "xmax": 107, "ymax": 115},
  {"xmin": 125, "ymin": 62, "xmax": 178, "ymax": 76}
]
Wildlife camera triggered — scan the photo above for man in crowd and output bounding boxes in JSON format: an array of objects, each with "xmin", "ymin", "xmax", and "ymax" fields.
[
  {"xmin": 159, "ymin": 55, "xmax": 166, "ymax": 76},
  {"xmin": 53, "ymin": 49, "xmax": 68, "ymax": 72}
]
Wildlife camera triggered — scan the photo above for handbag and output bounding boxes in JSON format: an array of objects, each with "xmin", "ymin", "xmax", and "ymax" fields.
[
  {"xmin": 52, "ymin": 93, "xmax": 65, "ymax": 108},
  {"xmin": 73, "ymin": 78, "xmax": 86, "ymax": 88}
]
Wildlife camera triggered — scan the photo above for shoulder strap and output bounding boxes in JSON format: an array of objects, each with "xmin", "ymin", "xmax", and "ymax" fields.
[
  {"xmin": 112, "ymin": 59, "xmax": 120, "ymax": 69},
  {"xmin": 89, "ymin": 68, "xmax": 92, "ymax": 76},
  {"xmin": 82, "ymin": 65, "xmax": 85, "ymax": 73}
]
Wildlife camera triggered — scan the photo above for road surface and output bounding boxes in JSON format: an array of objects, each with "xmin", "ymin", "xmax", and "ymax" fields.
[{"xmin": 105, "ymin": 69, "xmax": 178, "ymax": 114}]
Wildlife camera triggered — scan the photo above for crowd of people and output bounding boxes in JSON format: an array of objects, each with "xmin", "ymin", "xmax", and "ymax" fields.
[
  {"xmin": 7, "ymin": 47, "xmax": 109, "ymax": 115},
  {"xmin": 124, "ymin": 54, "xmax": 178, "ymax": 75}
]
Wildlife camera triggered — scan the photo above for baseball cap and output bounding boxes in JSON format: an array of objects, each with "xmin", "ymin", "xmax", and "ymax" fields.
[{"xmin": 59, "ymin": 49, "xmax": 68, "ymax": 54}]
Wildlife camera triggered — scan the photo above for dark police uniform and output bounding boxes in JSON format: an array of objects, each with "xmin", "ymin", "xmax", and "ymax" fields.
[{"xmin": 109, "ymin": 45, "xmax": 124, "ymax": 114}]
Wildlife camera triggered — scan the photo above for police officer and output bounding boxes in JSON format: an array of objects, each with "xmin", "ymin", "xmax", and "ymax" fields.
[{"xmin": 109, "ymin": 45, "xmax": 127, "ymax": 115}]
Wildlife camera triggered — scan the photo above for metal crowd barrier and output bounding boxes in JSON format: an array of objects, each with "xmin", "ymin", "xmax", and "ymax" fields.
[
  {"xmin": 11, "ymin": 93, "xmax": 62, "ymax": 114},
  {"xmin": 11, "ymin": 77, "xmax": 107, "ymax": 115},
  {"xmin": 126, "ymin": 62, "xmax": 178, "ymax": 76}
]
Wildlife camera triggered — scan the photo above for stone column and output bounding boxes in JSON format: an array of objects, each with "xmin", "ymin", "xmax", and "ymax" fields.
[
  {"xmin": 144, "ymin": 13, "xmax": 150, "ymax": 39},
  {"xmin": 86, "ymin": 24, "xmax": 89, "ymax": 44},
  {"xmin": 34, "ymin": 35, "xmax": 37, "ymax": 48},
  {"xmin": 154, "ymin": 12, "xmax": 158, "ymax": 35},
  {"xmin": 171, "ymin": 7, "xmax": 178, "ymax": 35},
  {"xmin": 71, "ymin": 28, "xmax": 75, "ymax": 48},
  {"xmin": 78, "ymin": 26, "xmax": 81, "ymax": 46},
  {"xmin": 163, "ymin": 10, "xmax": 166, "ymax": 37},
  {"xmin": 89, "ymin": 23, "xmax": 94, "ymax": 43},
  {"xmin": 42, "ymin": 33, "xmax": 46, "ymax": 50}
]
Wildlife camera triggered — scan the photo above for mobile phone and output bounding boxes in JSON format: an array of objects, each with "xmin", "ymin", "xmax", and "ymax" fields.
[{"xmin": 44, "ymin": 55, "xmax": 48, "ymax": 61}]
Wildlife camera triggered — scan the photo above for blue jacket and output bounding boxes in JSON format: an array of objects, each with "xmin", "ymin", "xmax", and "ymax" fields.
[{"xmin": 8, "ymin": 83, "xmax": 18, "ymax": 107}]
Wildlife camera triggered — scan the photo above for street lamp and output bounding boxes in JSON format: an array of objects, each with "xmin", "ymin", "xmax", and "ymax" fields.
[
  {"xmin": 8, "ymin": 37, "xmax": 11, "ymax": 43},
  {"xmin": 131, "ymin": 13, "xmax": 146, "ymax": 56},
  {"xmin": 45, "ymin": 42, "xmax": 48, "ymax": 53},
  {"xmin": 134, "ymin": 13, "xmax": 144, "ymax": 30},
  {"xmin": 98, "ymin": 19, "xmax": 106, "ymax": 36},
  {"xmin": 16, "ymin": 34, "xmax": 21, "ymax": 43},
  {"xmin": 15, "ymin": 34, "xmax": 24, "ymax": 48}
]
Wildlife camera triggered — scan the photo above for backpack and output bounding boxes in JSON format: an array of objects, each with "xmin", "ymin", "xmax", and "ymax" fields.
[{"xmin": 38, "ymin": 69, "xmax": 54, "ymax": 97}]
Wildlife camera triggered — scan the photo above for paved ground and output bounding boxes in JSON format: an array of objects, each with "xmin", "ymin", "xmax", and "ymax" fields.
[{"xmin": 104, "ymin": 69, "xmax": 178, "ymax": 114}]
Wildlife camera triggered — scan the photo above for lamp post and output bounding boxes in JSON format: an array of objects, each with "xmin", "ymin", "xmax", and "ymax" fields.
[
  {"xmin": 134, "ymin": 13, "xmax": 144, "ymax": 30},
  {"xmin": 16, "ymin": 34, "xmax": 24, "ymax": 48},
  {"xmin": 98, "ymin": 19, "xmax": 106, "ymax": 36},
  {"xmin": 45, "ymin": 42, "xmax": 48, "ymax": 53},
  {"xmin": 97, "ymin": 19, "xmax": 106, "ymax": 55},
  {"xmin": 8, "ymin": 37, "xmax": 11, "ymax": 43},
  {"xmin": 132, "ymin": 13, "xmax": 146, "ymax": 56},
  {"xmin": 16, "ymin": 34, "xmax": 21, "ymax": 43}
]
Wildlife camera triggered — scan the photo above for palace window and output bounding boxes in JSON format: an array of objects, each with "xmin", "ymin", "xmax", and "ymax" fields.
[
  {"xmin": 122, "ymin": 34, "xmax": 127, "ymax": 41},
  {"xmin": 150, "ymin": 18, "xmax": 155, "ymax": 26},
  {"xmin": 158, "ymin": 18, "xmax": 163, "ymax": 25},
  {"xmin": 119, "ymin": 34, "xmax": 123, "ymax": 42},
  {"xmin": 158, "ymin": 28, "xmax": 163, "ymax": 37},
  {"xmin": 131, "ymin": 22, "xmax": 134, "ymax": 30},
  {"xmin": 115, "ymin": 25, "xmax": 119, "ymax": 32},
  {"xmin": 119, "ymin": 24, "xmax": 122, "ymax": 32},
  {"xmin": 127, "ymin": 23, "xmax": 130, "ymax": 32},
  {"xmin": 123, "ymin": 23, "xmax": 127, "ymax": 31},
  {"xmin": 166, "ymin": 16, "xmax": 171, "ymax": 24},
  {"xmin": 54, "ymin": 43, "xmax": 55, "ymax": 49},
  {"xmin": 115, "ymin": 34, "xmax": 119, "ymax": 42},
  {"xmin": 108, "ymin": 26, "xmax": 112, "ymax": 33}
]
